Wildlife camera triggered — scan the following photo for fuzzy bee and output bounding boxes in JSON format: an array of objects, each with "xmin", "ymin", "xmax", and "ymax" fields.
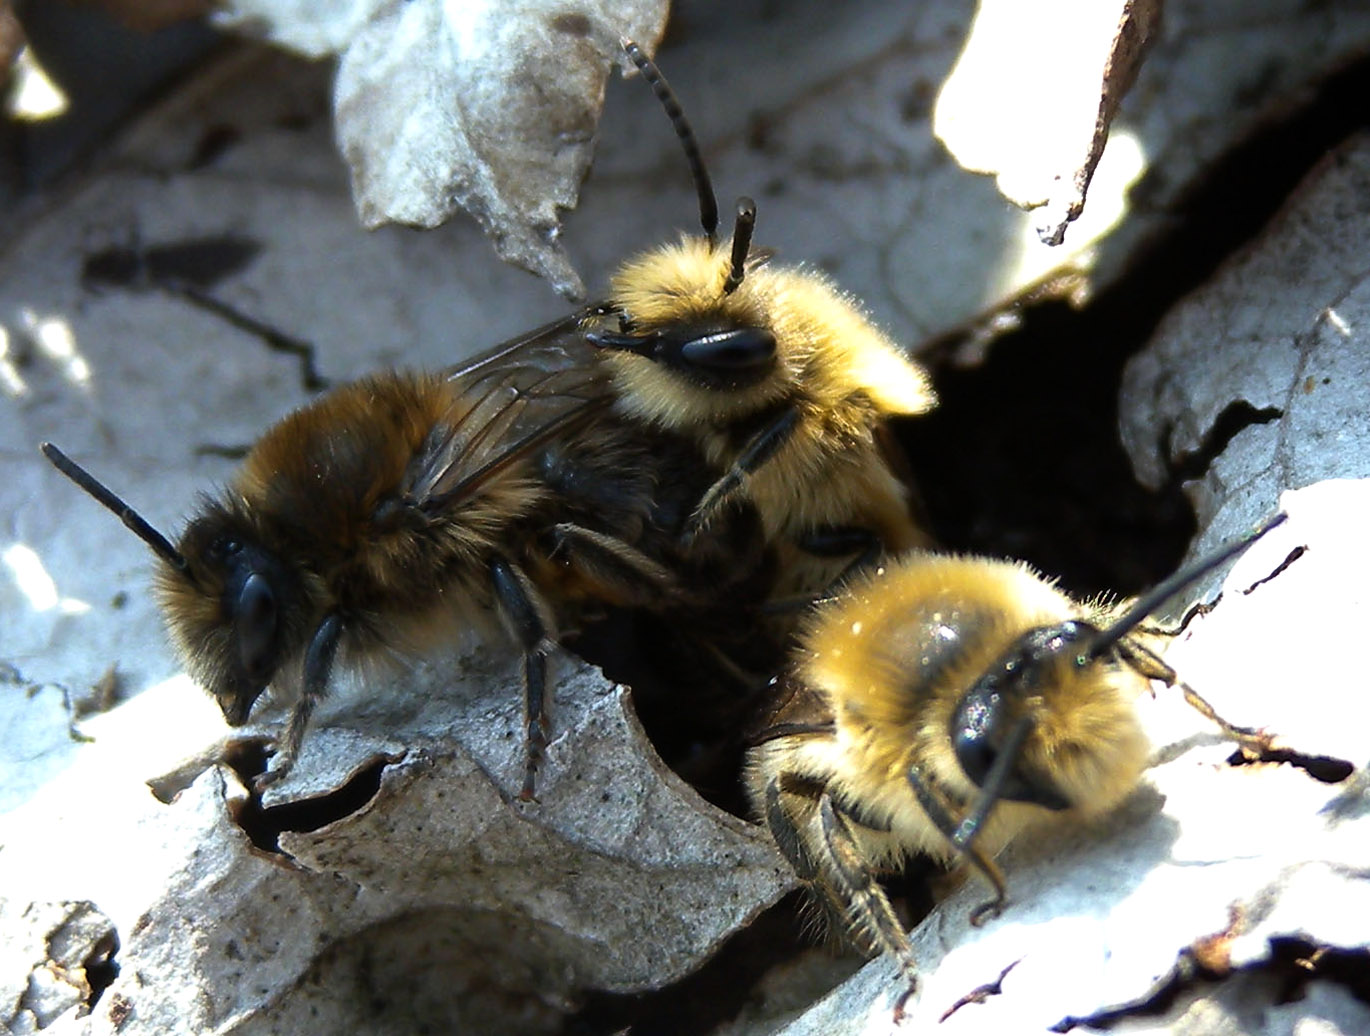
[
  {"xmin": 747, "ymin": 514, "xmax": 1285, "ymax": 1006},
  {"xmin": 579, "ymin": 42, "xmax": 938, "ymax": 585},
  {"xmin": 41, "ymin": 331, "xmax": 766, "ymax": 795}
]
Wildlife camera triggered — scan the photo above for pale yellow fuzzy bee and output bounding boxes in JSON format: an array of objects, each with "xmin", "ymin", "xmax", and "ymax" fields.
[
  {"xmin": 584, "ymin": 42, "xmax": 937, "ymax": 573},
  {"xmin": 748, "ymin": 514, "xmax": 1284, "ymax": 1009}
]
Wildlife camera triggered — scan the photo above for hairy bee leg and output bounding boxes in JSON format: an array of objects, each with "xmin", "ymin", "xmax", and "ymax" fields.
[
  {"xmin": 814, "ymin": 792, "xmax": 921, "ymax": 1000},
  {"xmin": 763, "ymin": 773, "xmax": 822, "ymax": 881},
  {"xmin": 684, "ymin": 406, "xmax": 802, "ymax": 541},
  {"xmin": 905, "ymin": 763, "xmax": 1010, "ymax": 925},
  {"xmin": 1117, "ymin": 640, "xmax": 1273, "ymax": 756},
  {"xmin": 256, "ymin": 613, "xmax": 343, "ymax": 790},
  {"xmin": 489, "ymin": 556, "xmax": 556, "ymax": 801},
  {"xmin": 765, "ymin": 767, "xmax": 920, "ymax": 1004},
  {"xmin": 550, "ymin": 523, "xmax": 681, "ymax": 605}
]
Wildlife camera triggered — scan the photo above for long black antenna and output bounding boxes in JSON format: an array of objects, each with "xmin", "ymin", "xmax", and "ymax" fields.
[
  {"xmin": 40, "ymin": 442, "xmax": 191, "ymax": 574},
  {"xmin": 1090, "ymin": 510, "xmax": 1289, "ymax": 658},
  {"xmin": 622, "ymin": 38, "xmax": 720, "ymax": 241}
]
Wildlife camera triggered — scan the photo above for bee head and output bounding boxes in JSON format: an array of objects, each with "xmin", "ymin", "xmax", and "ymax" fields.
[
  {"xmin": 159, "ymin": 502, "xmax": 309, "ymax": 725},
  {"xmin": 39, "ymin": 444, "xmax": 308, "ymax": 727},
  {"xmin": 949, "ymin": 620, "xmax": 1151, "ymax": 820},
  {"xmin": 589, "ymin": 43, "xmax": 789, "ymax": 416},
  {"xmin": 947, "ymin": 510, "xmax": 1289, "ymax": 841}
]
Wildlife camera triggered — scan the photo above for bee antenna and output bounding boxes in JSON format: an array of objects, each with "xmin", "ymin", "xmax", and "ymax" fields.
[
  {"xmin": 951, "ymin": 713, "xmax": 1035, "ymax": 854},
  {"xmin": 622, "ymin": 38, "xmax": 720, "ymax": 242},
  {"xmin": 40, "ymin": 442, "xmax": 191, "ymax": 574},
  {"xmin": 723, "ymin": 198, "xmax": 756, "ymax": 295},
  {"xmin": 1090, "ymin": 510, "xmax": 1289, "ymax": 659}
]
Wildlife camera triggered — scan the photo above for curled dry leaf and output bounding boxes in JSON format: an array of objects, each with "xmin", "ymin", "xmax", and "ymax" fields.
[
  {"xmin": 1120, "ymin": 132, "xmax": 1370, "ymax": 568},
  {"xmin": 934, "ymin": 0, "xmax": 1161, "ymax": 247},
  {"xmin": 0, "ymin": 655, "xmax": 794, "ymax": 1034},
  {"xmin": 215, "ymin": 0, "xmax": 669, "ymax": 299}
]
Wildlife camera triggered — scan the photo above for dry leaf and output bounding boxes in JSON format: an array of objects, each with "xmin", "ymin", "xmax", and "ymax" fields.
[
  {"xmin": 1121, "ymin": 133, "xmax": 1370, "ymax": 567},
  {"xmin": 215, "ymin": 0, "xmax": 669, "ymax": 298},
  {"xmin": 934, "ymin": 0, "xmax": 1161, "ymax": 247}
]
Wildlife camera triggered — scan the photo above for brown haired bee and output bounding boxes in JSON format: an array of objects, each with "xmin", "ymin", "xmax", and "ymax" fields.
[
  {"xmin": 581, "ymin": 42, "xmax": 937, "ymax": 573},
  {"xmin": 747, "ymin": 514, "xmax": 1285, "ymax": 1005},
  {"xmin": 41, "ymin": 330, "xmax": 765, "ymax": 795}
]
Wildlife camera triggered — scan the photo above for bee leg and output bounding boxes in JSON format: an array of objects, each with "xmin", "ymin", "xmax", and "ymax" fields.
[
  {"xmin": 904, "ymin": 763, "xmax": 1010, "ymax": 926},
  {"xmin": 489, "ymin": 556, "xmax": 557, "ymax": 802},
  {"xmin": 815, "ymin": 791, "xmax": 921, "ymax": 1008},
  {"xmin": 765, "ymin": 768, "xmax": 919, "ymax": 1014},
  {"xmin": 683, "ymin": 406, "xmax": 802, "ymax": 541},
  {"xmin": 256, "ymin": 613, "xmax": 343, "ymax": 790},
  {"xmin": 551, "ymin": 523, "xmax": 680, "ymax": 606},
  {"xmin": 1117, "ymin": 640, "xmax": 1273, "ymax": 757},
  {"xmin": 762, "ymin": 771, "xmax": 824, "ymax": 881}
]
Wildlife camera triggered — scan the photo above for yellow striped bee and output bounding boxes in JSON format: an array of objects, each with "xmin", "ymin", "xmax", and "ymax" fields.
[{"xmin": 748, "ymin": 514, "xmax": 1285, "ymax": 1008}]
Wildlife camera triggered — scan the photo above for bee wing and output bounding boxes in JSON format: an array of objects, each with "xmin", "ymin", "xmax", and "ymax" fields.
[
  {"xmin": 749, "ymin": 674, "xmax": 836, "ymax": 746},
  {"xmin": 408, "ymin": 311, "xmax": 613, "ymax": 511},
  {"xmin": 445, "ymin": 308, "xmax": 602, "ymax": 381}
]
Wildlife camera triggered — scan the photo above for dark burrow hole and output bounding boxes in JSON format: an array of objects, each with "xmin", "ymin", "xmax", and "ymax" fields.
[
  {"xmin": 84, "ymin": 930, "xmax": 120, "ymax": 1010},
  {"xmin": 558, "ymin": 870, "xmax": 939, "ymax": 1035},
  {"xmin": 899, "ymin": 47, "xmax": 1370, "ymax": 598},
  {"xmin": 559, "ymin": 893, "xmax": 810, "ymax": 1036},
  {"xmin": 222, "ymin": 740, "xmax": 389, "ymax": 853},
  {"xmin": 1268, "ymin": 937, "xmax": 1370, "ymax": 1005}
]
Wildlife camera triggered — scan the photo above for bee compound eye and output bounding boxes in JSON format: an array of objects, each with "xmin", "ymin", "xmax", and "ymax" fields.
[
  {"xmin": 953, "ymin": 726, "xmax": 997, "ymax": 788},
  {"xmin": 236, "ymin": 572, "xmax": 279, "ymax": 679},
  {"xmin": 679, "ymin": 328, "xmax": 777, "ymax": 372}
]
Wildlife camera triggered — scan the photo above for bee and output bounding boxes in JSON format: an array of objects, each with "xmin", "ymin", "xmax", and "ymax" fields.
[
  {"xmin": 38, "ymin": 39, "xmax": 935, "ymax": 800},
  {"xmin": 747, "ymin": 513, "xmax": 1286, "ymax": 1007},
  {"xmin": 580, "ymin": 42, "xmax": 938, "ymax": 581},
  {"xmin": 41, "ymin": 328, "xmax": 765, "ymax": 796}
]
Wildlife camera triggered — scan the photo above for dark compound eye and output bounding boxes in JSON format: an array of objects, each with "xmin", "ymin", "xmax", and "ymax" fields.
[
  {"xmin": 236, "ymin": 572, "xmax": 278, "ymax": 680},
  {"xmin": 953, "ymin": 725, "xmax": 998, "ymax": 789},
  {"xmin": 587, "ymin": 323, "xmax": 777, "ymax": 390},
  {"xmin": 211, "ymin": 537, "xmax": 243, "ymax": 559},
  {"xmin": 949, "ymin": 687, "xmax": 1069, "ymax": 809},
  {"xmin": 679, "ymin": 328, "xmax": 776, "ymax": 372}
]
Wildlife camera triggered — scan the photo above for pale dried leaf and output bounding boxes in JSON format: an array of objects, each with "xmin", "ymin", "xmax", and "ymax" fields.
[
  {"xmin": 934, "ymin": 0, "xmax": 1160, "ymax": 246},
  {"xmin": 216, "ymin": 0, "xmax": 669, "ymax": 298},
  {"xmin": 1120, "ymin": 133, "xmax": 1370, "ymax": 569},
  {"xmin": 0, "ymin": 900, "xmax": 117, "ymax": 1032},
  {"xmin": 0, "ymin": 656, "xmax": 792, "ymax": 1034}
]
